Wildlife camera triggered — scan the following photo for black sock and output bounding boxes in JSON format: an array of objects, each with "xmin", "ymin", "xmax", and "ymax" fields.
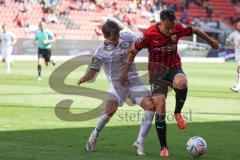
[
  {"xmin": 155, "ymin": 114, "xmax": 167, "ymax": 149},
  {"xmin": 174, "ymin": 88, "xmax": 188, "ymax": 114},
  {"xmin": 38, "ymin": 65, "xmax": 42, "ymax": 77}
]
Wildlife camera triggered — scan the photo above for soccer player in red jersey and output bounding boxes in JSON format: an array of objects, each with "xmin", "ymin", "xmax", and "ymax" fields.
[{"xmin": 119, "ymin": 10, "xmax": 219, "ymax": 157}]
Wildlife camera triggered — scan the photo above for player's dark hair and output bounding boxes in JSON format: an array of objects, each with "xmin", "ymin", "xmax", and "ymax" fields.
[
  {"xmin": 102, "ymin": 20, "xmax": 121, "ymax": 38},
  {"xmin": 236, "ymin": 19, "xmax": 240, "ymax": 24},
  {"xmin": 160, "ymin": 10, "xmax": 176, "ymax": 21}
]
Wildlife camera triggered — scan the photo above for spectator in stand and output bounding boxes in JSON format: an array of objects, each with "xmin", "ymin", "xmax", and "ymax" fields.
[
  {"xmin": 43, "ymin": 11, "xmax": 58, "ymax": 24},
  {"xmin": 206, "ymin": 6, "xmax": 213, "ymax": 19},
  {"xmin": 0, "ymin": 0, "xmax": 5, "ymax": 6},
  {"xmin": 49, "ymin": 0, "xmax": 57, "ymax": 5},
  {"xmin": 154, "ymin": 0, "xmax": 164, "ymax": 10},
  {"xmin": 18, "ymin": 2, "xmax": 31, "ymax": 13},
  {"xmin": 15, "ymin": 0, "xmax": 24, "ymax": 2},
  {"xmin": 89, "ymin": 1, "xmax": 96, "ymax": 11},
  {"xmin": 181, "ymin": 0, "xmax": 189, "ymax": 11},
  {"xmin": 56, "ymin": 4, "xmax": 69, "ymax": 16},
  {"xmin": 82, "ymin": 1, "xmax": 90, "ymax": 11},
  {"xmin": 129, "ymin": 1, "xmax": 137, "ymax": 13},
  {"xmin": 94, "ymin": 0, "xmax": 106, "ymax": 9},
  {"xmin": 123, "ymin": 13, "xmax": 133, "ymax": 26},
  {"xmin": 42, "ymin": 0, "xmax": 57, "ymax": 7},
  {"xmin": 180, "ymin": 8, "xmax": 189, "ymax": 24},
  {"xmin": 168, "ymin": 3, "xmax": 176, "ymax": 11},
  {"xmin": 14, "ymin": 12, "xmax": 30, "ymax": 28},
  {"xmin": 230, "ymin": 0, "xmax": 238, "ymax": 4},
  {"xmin": 113, "ymin": 10, "xmax": 123, "ymax": 22},
  {"xmin": 69, "ymin": 0, "xmax": 82, "ymax": 11},
  {"xmin": 190, "ymin": 0, "xmax": 196, "ymax": 4},
  {"xmin": 140, "ymin": 4, "xmax": 153, "ymax": 19}
]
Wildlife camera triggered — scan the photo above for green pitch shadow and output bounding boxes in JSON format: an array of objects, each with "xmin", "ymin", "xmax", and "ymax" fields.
[{"xmin": 0, "ymin": 121, "xmax": 239, "ymax": 160}]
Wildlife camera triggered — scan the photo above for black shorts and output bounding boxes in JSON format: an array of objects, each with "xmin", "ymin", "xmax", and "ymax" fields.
[
  {"xmin": 38, "ymin": 48, "xmax": 51, "ymax": 62},
  {"xmin": 149, "ymin": 67, "xmax": 185, "ymax": 96}
]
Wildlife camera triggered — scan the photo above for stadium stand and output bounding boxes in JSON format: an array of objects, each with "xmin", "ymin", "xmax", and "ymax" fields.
[{"xmin": 0, "ymin": 0, "xmax": 239, "ymax": 40}]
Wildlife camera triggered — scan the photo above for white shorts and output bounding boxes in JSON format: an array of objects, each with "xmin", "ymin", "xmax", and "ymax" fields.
[
  {"xmin": 1, "ymin": 47, "xmax": 13, "ymax": 62},
  {"xmin": 108, "ymin": 78, "xmax": 151, "ymax": 106}
]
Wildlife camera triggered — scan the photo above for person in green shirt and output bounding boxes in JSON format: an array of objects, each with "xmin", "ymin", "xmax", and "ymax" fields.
[{"xmin": 34, "ymin": 21, "xmax": 56, "ymax": 80}]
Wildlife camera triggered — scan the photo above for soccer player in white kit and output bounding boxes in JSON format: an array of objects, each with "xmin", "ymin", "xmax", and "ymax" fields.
[
  {"xmin": 0, "ymin": 24, "xmax": 17, "ymax": 73},
  {"xmin": 77, "ymin": 20, "xmax": 156, "ymax": 155},
  {"xmin": 226, "ymin": 21, "xmax": 240, "ymax": 92}
]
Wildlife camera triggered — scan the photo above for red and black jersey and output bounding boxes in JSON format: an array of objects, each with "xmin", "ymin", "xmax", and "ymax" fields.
[{"xmin": 135, "ymin": 22, "xmax": 192, "ymax": 75}]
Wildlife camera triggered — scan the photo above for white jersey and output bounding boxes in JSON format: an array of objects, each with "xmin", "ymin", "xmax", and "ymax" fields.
[
  {"xmin": 0, "ymin": 31, "xmax": 16, "ymax": 49},
  {"xmin": 90, "ymin": 31, "xmax": 139, "ymax": 81},
  {"xmin": 226, "ymin": 30, "xmax": 240, "ymax": 56}
]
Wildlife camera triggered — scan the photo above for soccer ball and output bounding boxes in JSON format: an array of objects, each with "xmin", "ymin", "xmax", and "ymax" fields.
[{"xmin": 186, "ymin": 136, "xmax": 207, "ymax": 156}]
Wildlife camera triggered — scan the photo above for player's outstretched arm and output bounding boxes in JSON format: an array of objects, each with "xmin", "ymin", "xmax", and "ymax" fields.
[
  {"xmin": 77, "ymin": 68, "xmax": 97, "ymax": 86},
  {"xmin": 119, "ymin": 44, "xmax": 138, "ymax": 86},
  {"xmin": 192, "ymin": 27, "xmax": 220, "ymax": 49}
]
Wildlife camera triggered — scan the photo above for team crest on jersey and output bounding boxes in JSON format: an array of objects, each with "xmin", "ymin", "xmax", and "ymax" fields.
[
  {"xmin": 119, "ymin": 41, "xmax": 130, "ymax": 49},
  {"xmin": 171, "ymin": 34, "xmax": 177, "ymax": 42},
  {"xmin": 138, "ymin": 33, "xmax": 145, "ymax": 43}
]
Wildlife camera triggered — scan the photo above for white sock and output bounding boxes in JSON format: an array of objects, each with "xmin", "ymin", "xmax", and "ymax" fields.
[
  {"xmin": 94, "ymin": 113, "xmax": 110, "ymax": 136},
  {"xmin": 137, "ymin": 111, "xmax": 154, "ymax": 144},
  {"xmin": 238, "ymin": 74, "xmax": 240, "ymax": 86},
  {"xmin": 6, "ymin": 60, "xmax": 11, "ymax": 73}
]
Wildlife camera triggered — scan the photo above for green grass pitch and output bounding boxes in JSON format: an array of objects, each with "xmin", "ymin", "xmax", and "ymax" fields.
[{"xmin": 0, "ymin": 61, "xmax": 240, "ymax": 160}]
